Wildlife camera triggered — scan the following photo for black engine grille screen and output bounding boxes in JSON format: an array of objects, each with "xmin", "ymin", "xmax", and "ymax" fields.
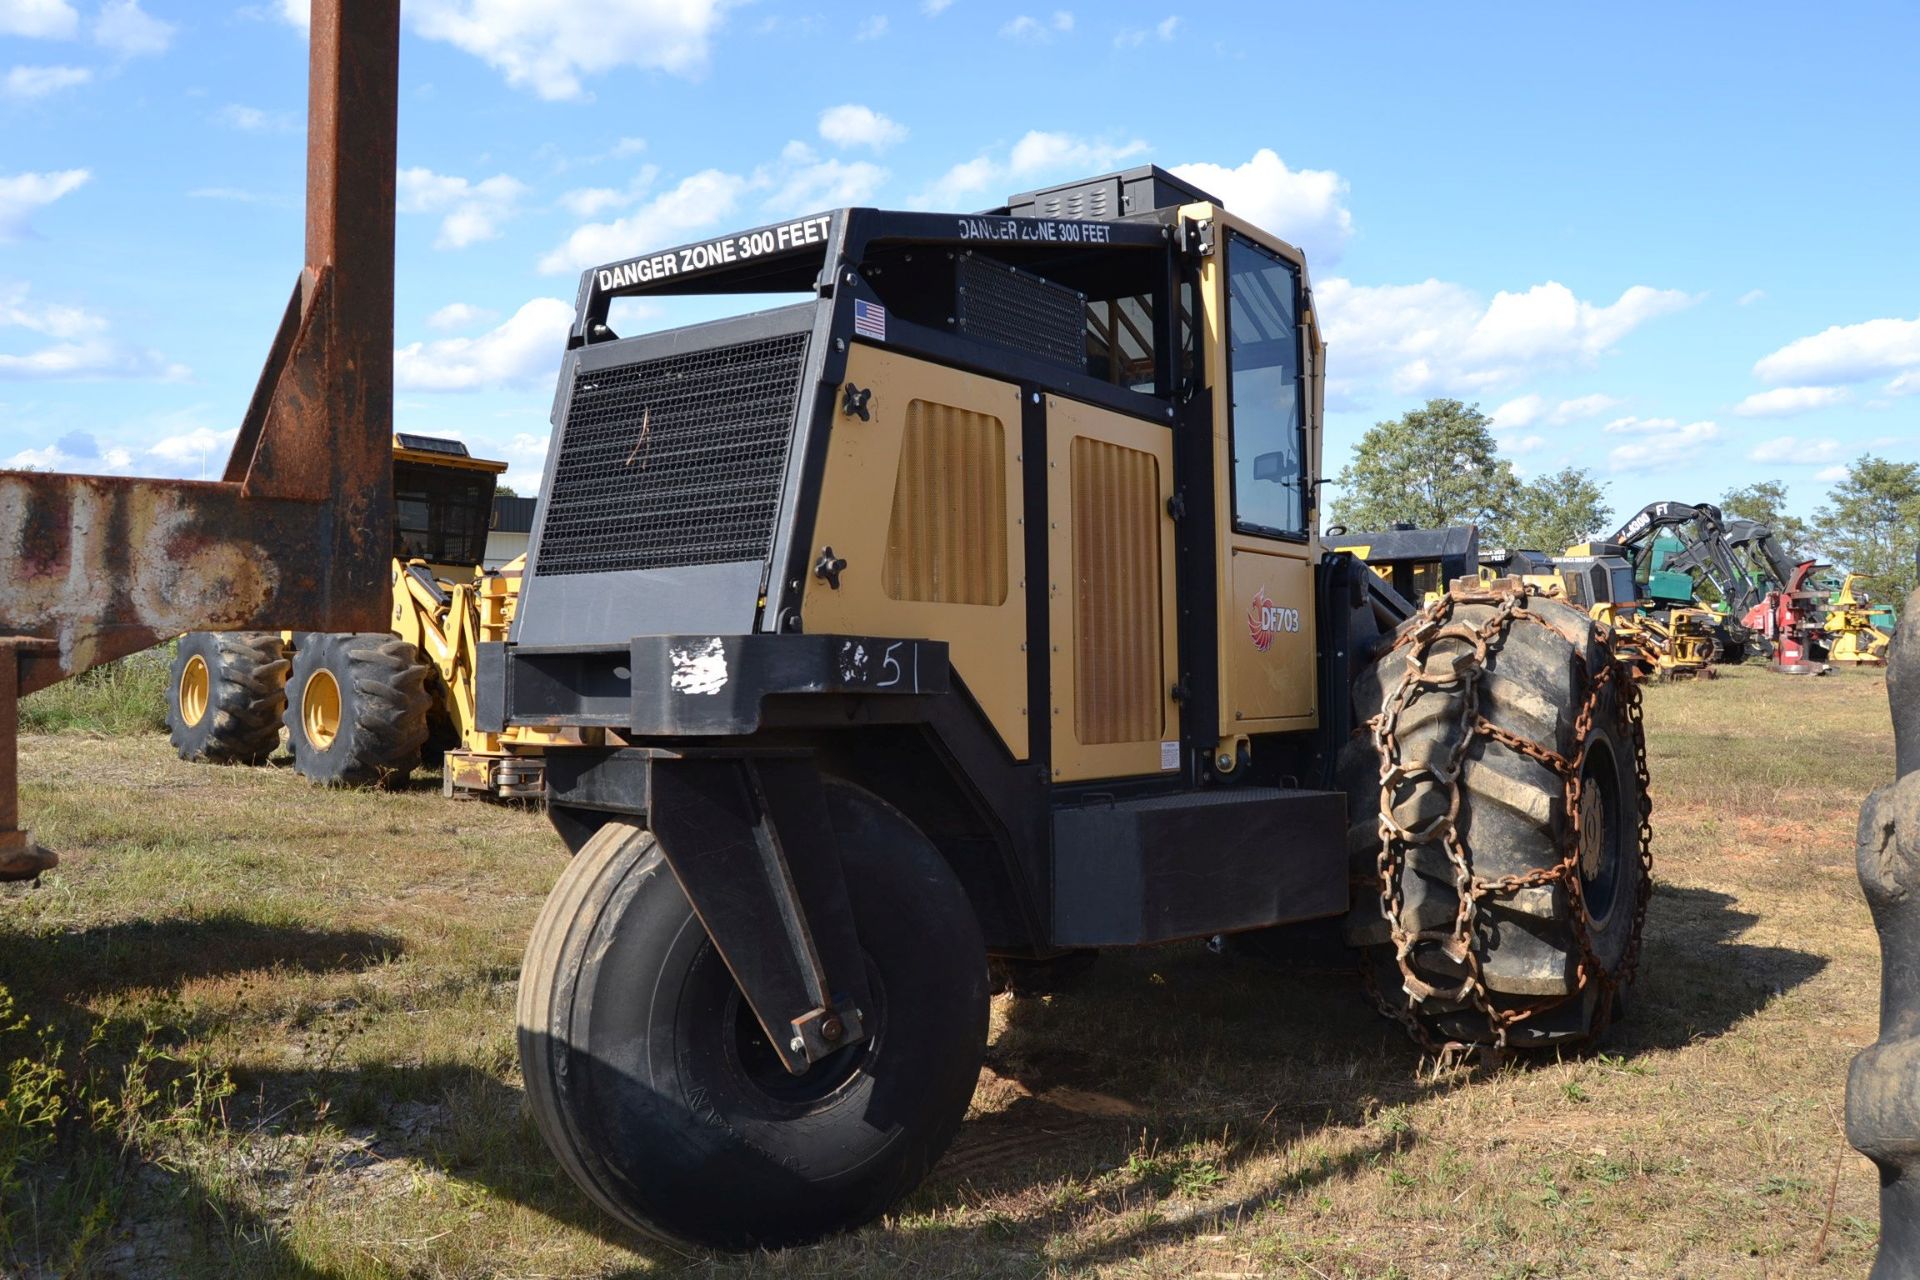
[
  {"xmin": 534, "ymin": 331, "xmax": 809, "ymax": 577},
  {"xmin": 955, "ymin": 253, "xmax": 1086, "ymax": 367}
]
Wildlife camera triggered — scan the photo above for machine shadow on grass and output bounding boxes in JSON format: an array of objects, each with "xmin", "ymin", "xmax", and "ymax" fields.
[
  {"xmin": 0, "ymin": 911, "xmax": 404, "ymax": 1279},
  {"xmin": 278, "ymin": 881, "xmax": 1829, "ymax": 1272},
  {"xmin": 0, "ymin": 881, "xmax": 1830, "ymax": 1275}
]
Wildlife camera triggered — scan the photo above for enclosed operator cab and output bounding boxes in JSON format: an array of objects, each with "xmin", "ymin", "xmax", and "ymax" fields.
[
  {"xmin": 390, "ymin": 432, "xmax": 503, "ymax": 581},
  {"xmin": 485, "ymin": 166, "xmax": 1651, "ymax": 1250}
]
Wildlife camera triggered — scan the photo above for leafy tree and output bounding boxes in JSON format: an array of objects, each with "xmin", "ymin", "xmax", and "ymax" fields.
[
  {"xmin": 1503, "ymin": 466, "xmax": 1613, "ymax": 553},
  {"xmin": 1719, "ymin": 479, "xmax": 1811, "ymax": 558},
  {"xmin": 1328, "ymin": 399, "xmax": 1517, "ymax": 536},
  {"xmin": 494, "ymin": 483, "xmax": 519, "ymax": 498},
  {"xmin": 1811, "ymin": 456, "xmax": 1920, "ymax": 604}
]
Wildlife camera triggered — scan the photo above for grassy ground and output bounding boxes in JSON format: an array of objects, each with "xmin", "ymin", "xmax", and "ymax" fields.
[{"xmin": 0, "ymin": 664, "xmax": 1892, "ymax": 1278}]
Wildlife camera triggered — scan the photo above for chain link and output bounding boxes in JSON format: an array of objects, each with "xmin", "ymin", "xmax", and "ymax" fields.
[{"xmin": 1366, "ymin": 577, "xmax": 1654, "ymax": 1060}]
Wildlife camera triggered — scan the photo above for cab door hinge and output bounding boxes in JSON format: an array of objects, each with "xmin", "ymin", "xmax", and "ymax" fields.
[
  {"xmin": 1166, "ymin": 491, "xmax": 1187, "ymax": 521},
  {"xmin": 1182, "ymin": 217, "xmax": 1215, "ymax": 257}
]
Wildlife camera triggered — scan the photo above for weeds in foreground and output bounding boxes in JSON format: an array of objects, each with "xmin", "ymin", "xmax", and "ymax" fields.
[{"xmin": 0, "ymin": 981, "xmax": 235, "ymax": 1268}]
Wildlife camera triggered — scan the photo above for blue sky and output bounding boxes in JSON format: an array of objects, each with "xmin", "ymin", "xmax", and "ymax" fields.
[{"xmin": 2, "ymin": 0, "xmax": 1916, "ymax": 525}]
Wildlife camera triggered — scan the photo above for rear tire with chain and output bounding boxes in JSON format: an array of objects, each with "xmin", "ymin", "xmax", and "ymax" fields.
[
  {"xmin": 1340, "ymin": 583, "xmax": 1652, "ymax": 1051},
  {"xmin": 167, "ymin": 631, "xmax": 289, "ymax": 764},
  {"xmin": 284, "ymin": 632, "xmax": 432, "ymax": 788}
]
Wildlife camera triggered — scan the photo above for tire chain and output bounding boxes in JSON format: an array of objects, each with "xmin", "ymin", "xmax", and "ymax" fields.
[{"xmin": 1366, "ymin": 577, "xmax": 1654, "ymax": 1060}]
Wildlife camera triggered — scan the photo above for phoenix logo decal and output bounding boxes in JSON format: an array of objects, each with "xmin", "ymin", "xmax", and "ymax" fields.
[{"xmin": 1248, "ymin": 589, "xmax": 1301, "ymax": 651}]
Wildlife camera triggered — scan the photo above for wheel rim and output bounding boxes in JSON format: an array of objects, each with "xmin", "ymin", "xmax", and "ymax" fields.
[
  {"xmin": 1578, "ymin": 739, "xmax": 1624, "ymax": 927},
  {"xmin": 724, "ymin": 960, "xmax": 882, "ymax": 1109},
  {"xmin": 179, "ymin": 655, "xmax": 210, "ymax": 728},
  {"xmin": 302, "ymin": 668, "xmax": 342, "ymax": 750}
]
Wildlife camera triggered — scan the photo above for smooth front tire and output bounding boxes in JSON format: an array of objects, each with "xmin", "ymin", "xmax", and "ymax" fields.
[
  {"xmin": 167, "ymin": 631, "xmax": 288, "ymax": 764},
  {"xmin": 517, "ymin": 781, "xmax": 989, "ymax": 1250}
]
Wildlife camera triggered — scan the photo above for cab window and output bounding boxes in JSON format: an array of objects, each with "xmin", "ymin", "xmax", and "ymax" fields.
[{"xmin": 1226, "ymin": 234, "xmax": 1306, "ymax": 536}]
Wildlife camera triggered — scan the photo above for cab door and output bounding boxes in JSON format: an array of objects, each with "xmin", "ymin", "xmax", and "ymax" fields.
[{"xmin": 1207, "ymin": 225, "xmax": 1318, "ymax": 738}]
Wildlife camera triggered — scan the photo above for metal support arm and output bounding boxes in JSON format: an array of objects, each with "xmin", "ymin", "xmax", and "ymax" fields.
[{"xmin": 647, "ymin": 755, "xmax": 874, "ymax": 1075}]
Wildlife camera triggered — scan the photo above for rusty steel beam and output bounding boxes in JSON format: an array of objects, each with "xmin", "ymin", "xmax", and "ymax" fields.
[
  {"xmin": 1851, "ymin": 600, "xmax": 1920, "ymax": 1275},
  {"xmin": 0, "ymin": 0, "xmax": 400, "ymax": 877}
]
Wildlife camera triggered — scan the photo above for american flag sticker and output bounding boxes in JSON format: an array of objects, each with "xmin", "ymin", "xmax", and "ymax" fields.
[{"xmin": 853, "ymin": 298, "xmax": 887, "ymax": 342}]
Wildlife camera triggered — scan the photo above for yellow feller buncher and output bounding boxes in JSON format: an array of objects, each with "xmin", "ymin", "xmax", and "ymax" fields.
[
  {"xmin": 165, "ymin": 434, "xmax": 595, "ymax": 794},
  {"xmin": 1824, "ymin": 573, "xmax": 1893, "ymax": 666},
  {"xmin": 1514, "ymin": 546, "xmax": 1713, "ymax": 682}
]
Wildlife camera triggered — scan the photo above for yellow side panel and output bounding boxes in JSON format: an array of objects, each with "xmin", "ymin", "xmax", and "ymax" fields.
[
  {"xmin": 1047, "ymin": 397, "xmax": 1179, "ymax": 782},
  {"xmin": 1225, "ymin": 545, "xmax": 1316, "ymax": 726},
  {"xmin": 802, "ymin": 345, "xmax": 1029, "ymax": 759}
]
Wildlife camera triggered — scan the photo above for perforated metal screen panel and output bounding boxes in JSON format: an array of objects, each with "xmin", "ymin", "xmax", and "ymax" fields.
[
  {"xmin": 533, "ymin": 332, "xmax": 809, "ymax": 578},
  {"xmin": 955, "ymin": 254, "xmax": 1085, "ymax": 368}
]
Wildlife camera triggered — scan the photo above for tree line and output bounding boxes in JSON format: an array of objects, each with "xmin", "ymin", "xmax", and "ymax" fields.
[{"xmin": 1326, "ymin": 398, "xmax": 1920, "ymax": 605}]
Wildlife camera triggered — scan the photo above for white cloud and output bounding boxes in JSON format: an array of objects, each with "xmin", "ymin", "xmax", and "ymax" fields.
[
  {"xmin": 0, "ymin": 0, "xmax": 77, "ymax": 39},
  {"xmin": 765, "ymin": 156, "xmax": 885, "ymax": 214},
  {"xmin": 426, "ymin": 302, "xmax": 498, "ymax": 331},
  {"xmin": 916, "ymin": 155, "xmax": 999, "ymax": 209},
  {"xmin": 1173, "ymin": 149, "xmax": 1354, "ymax": 264},
  {"xmin": 915, "ymin": 130, "xmax": 1149, "ymax": 210},
  {"xmin": 0, "ymin": 281, "xmax": 189, "ymax": 381},
  {"xmin": 1750, "ymin": 435, "xmax": 1843, "ymax": 465},
  {"xmin": 1008, "ymin": 129, "xmax": 1139, "ymax": 177},
  {"xmin": 216, "ymin": 103, "xmax": 296, "ymax": 133},
  {"xmin": 1116, "ymin": 15, "xmax": 1179, "ymax": 46},
  {"xmin": 1890, "ymin": 371, "xmax": 1920, "ymax": 397},
  {"xmin": 541, "ymin": 135, "xmax": 893, "ymax": 275},
  {"xmin": 854, "ymin": 14, "xmax": 887, "ymax": 40},
  {"xmin": 93, "ymin": 0, "xmax": 173, "ymax": 58},
  {"xmin": 0, "ymin": 168, "xmax": 88, "ymax": 241},
  {"xmin": 395, "ymin": 297, "xmax": 573, "ymax": 390},
  {"xmin": 1001, "ymin": 10, "xmax": 1073, "ymax": 40},
  {"xmin": 541, "ymin": 168, "xmax": 750, "ymax": 274},
  {"xmin": 1733, "ymin": 385, "xmax": 1850, "ymax": 417},
  {"xmin": 397, "ymin": 167, "xmax": 529, "ymax": 249},
  {"xmin": 407, "ymin": 0, "xmax": 728, "ymax": 101},
  {"xmin": 147, "ymin": 424, "xmax": 236, "ymax": 465},
  {"xmin": 1815, "ymin": 464, "xmax": 1849, "ymax": 483},
  {"xmin": 819, "ymin": 103, "xmax": 907, "ymax": 151},
  {"xmin": 1315, "ymin": 278, "xmax": 1695, "ymax": 396},
  {"xmin": 1737, "ymin": 288, "xmax": 1766, "ymax": 306},
  {"xmin": 921, "ymin": 0, "xmax": 953, "ymax": 13},
  {"xmin": 1753, "ymin": 315, "xmax": 1920, "ymax": 386},
  {"xmin": 1606, "ymin": 421, "xmax": 1721, "ymax": 472},
  {"xmin": 4, "ymin": 64, "xmax": 90, "ymax": 98},
  {"xmin": 1489, "ymin": 392, "xmax": 1619, "ymax": 431},
  {"xmin": 559, "ymin": 186, "xmax": 632, "ymax": 217}
]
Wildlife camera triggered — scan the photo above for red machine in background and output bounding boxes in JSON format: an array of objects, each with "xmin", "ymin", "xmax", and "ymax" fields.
[{"xmin": 1742, "ymin": 559, "xmax": 1832, "ymax": 675}]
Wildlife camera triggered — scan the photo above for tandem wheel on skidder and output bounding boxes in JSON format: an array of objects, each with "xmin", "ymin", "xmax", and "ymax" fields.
[
  {"xmin": 283, "ymin": 633, "xmax": 433, "ymax": 788},
  {"xmin": 516, "ymin": 780, "xmax": 990, "ymax": 1251},
  {"xmin": 167, "ymin": 631, "xmax": 290, "ymax": 764},
  {"xmin": 1338, "ymin": 579, "xmax": 1654, "ymax": 1055}
]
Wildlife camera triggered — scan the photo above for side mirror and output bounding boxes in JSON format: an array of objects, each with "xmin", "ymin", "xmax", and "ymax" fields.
[{"xmin": 1253, "ymin": 451, "xmax": 1292, "ymax": 482}]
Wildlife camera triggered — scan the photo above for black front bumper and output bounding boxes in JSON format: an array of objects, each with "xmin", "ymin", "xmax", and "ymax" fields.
[{"xmin": 477, "ymin": 633, "xmax": 950, "ymax": 737}]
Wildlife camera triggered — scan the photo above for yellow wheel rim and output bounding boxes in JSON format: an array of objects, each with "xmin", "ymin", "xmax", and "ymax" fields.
[
  {"xmin": 302, "ymin": 668, "xmax": 342, "ymax": 751},
  {"xmin": 179, "ymin": 654, "xmax": 210, "ymax": 728}
]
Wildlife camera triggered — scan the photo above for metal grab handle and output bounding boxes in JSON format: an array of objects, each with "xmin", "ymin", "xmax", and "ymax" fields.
[{"xmin": 1850, "ymin": 600, "xmax": 1920, "ymax": 1275}]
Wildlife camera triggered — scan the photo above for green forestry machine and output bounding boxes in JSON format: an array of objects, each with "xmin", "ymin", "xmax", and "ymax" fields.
[{"xmin": 486, "ymin": 166, "xmax": 1656, "ymax": 1248}]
